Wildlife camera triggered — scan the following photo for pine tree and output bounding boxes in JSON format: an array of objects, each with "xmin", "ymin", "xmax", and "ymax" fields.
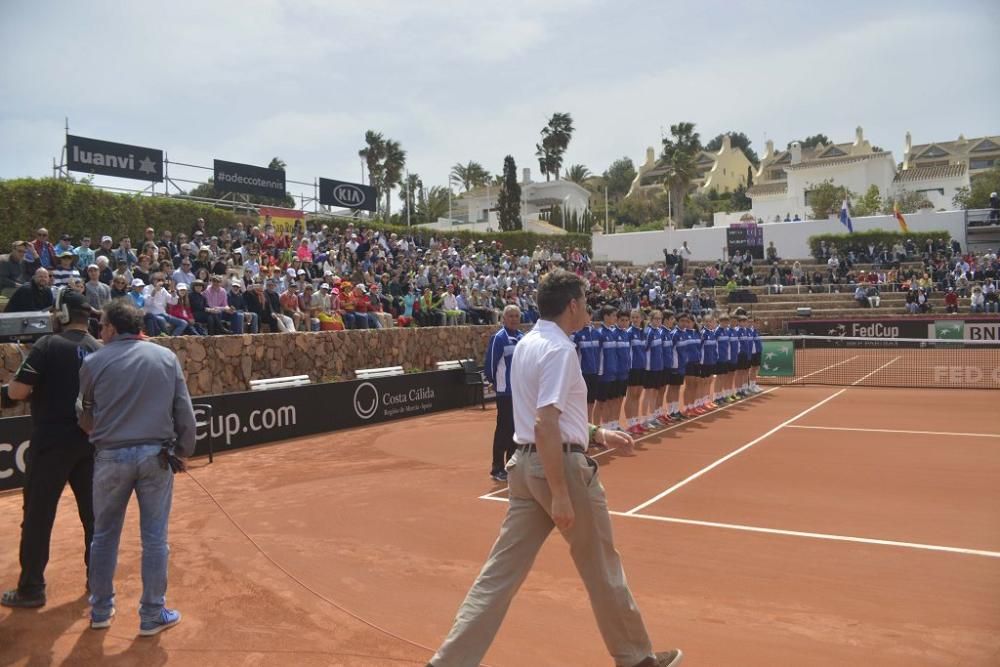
[{"xmin": 497, "ymin": 155, "xmax": 522, "ymax": 231}]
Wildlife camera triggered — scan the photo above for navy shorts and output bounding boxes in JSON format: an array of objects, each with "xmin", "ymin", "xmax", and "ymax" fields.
[
  {"xmin": 737, "ymin": 356, "xmax": 751, "ymax": 370},
  {"xmin": 751, "ymin": 353, "xmax": 762, "ymax": 368},
  {"xmin": 616, "ymin": 379, "xmax": 629, "ymax": 398},
  {"xmin": 642, "ymin": 369, "xmax": 660, "ymax": 389},
  {"xmin": 627, "ymin": 369, "xmax": 644, "ymax": 387},
  {"xmin": 686, "ymin": 363, "xmax": 701, "ymax": 378},
  {"xmin": 699, "ymin": 364, "xmax": 716, "ymax": 378},
  {"xmin": 666, "ymin": 370, "xmax": 685, "ymax": 386},
  {"xmin": 583, "ymin": 374, "xmax": 598, "ymax": 403},
  {"xmin": 596, "ymin": 380, "xmax": 616, "ymax": 402},
  {"xmin": 716, "ymin": 360, "xmax": 730, "ymax": 374}
]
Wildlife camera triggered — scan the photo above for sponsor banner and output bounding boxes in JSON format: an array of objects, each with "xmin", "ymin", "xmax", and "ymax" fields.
[
  {"xmin": 258, "ymin": 206, "xmax": 305, "ymax": 234},
  {"xmin": 759, "ymin": 340, "xmax": 794, "ymax": 376},
  {"xmin": 67, "ymin": 134, "xmax": 164, "ymax": 182},
  {"xmin": 726, "ymin": 222, "xmax": 764, "ymax": 260},
  {"xmin": 787, "ymin": 318, "xmax": 931, "ymax": 340},
  {"xmin": 319, "ymin": 178, "xmax": 377, "ymax": 212},
  {"xmin": 928, "ymin": 320, "xmax": 1000, "ymax": 342},
  {"xmin": 214, "ymin": 159, "xmax": 287, "ymax": 199},
  {"xmin": 0, "ymin": 370, "xmax": 468, "ymax": 492}
]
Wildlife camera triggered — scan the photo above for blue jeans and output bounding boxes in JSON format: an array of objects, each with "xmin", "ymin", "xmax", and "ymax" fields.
[
  {"xmin": 89, "ymin": 443, "xmax": 174, "ymax": 623},
  {"xmin": 154, "ymin": 313, "xmax": 188, "ymax": 336},
  {"xmin": 230, "ymin": 311, "xmax": 258, "ymax": 334}
]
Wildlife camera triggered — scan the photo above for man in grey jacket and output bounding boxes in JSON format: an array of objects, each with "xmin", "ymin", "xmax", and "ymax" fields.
[{"xmin": 78, "ymin": 299, "xmax": 196, "ymax": 635}]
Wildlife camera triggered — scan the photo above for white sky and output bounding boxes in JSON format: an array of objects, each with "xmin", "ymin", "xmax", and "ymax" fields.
[{"xmin": 2, "ymin": 0, "xmax": 998, "ymax": 200}]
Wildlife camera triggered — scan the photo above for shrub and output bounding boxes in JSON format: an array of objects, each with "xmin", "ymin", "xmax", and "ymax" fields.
[{"xmin": 807, "ymin": 229, "xmax": 950, "ymax": 261}]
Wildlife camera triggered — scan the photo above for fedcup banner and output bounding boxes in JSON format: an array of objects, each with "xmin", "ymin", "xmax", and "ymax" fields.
[
  {"xmin": 319, "ymin": 178, "xmax": 378, "ymax": 212},
  {"xmin": 67, "ymin": 134, "xmax": 164, "ymax": 182},
  {"xmin": 214, "ymin": 159, "xmax": 287, "ymax": 199},
  {"xmin": 0, "ymin": 370, "xmax": 470, "ymax": 492}
]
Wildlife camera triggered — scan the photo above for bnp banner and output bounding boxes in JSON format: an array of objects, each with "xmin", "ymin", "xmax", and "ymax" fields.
[
  {"xmin": 214, "ymin": 159, "xmax": 287, "ymax": 200},
  {"xmin": 319, "ymin": 177, "xmax": 377, "ymax": 212},
  {"xmin": 759, "ymin": 340, "xmax": 795, "ymax": 376},
  {"xmin": 67, "ymin": 134, "xmax": 164, "ymax": 181}
]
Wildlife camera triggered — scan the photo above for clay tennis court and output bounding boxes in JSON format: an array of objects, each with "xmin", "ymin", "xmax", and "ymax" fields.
[{"xmin": 2, "ymin": 381, "xmax": 999, "ymax": 666}]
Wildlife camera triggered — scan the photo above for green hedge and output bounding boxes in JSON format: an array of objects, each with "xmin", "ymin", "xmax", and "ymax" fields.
[
  {"xmin": 0, "ymin": 178, "xmax": 236, "ymax": 249},
  {"xmin": 0, "ymin": 178, "xmax": 591, "ymax": 254},
  {"xmin": 807, "ymin": 229, "xmax": 950, "ymax": 261}
]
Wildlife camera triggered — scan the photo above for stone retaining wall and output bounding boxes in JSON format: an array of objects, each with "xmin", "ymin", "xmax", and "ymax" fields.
[{"xmin": 1, "ymin": 325, "xmax": 503, "ymax": 417}]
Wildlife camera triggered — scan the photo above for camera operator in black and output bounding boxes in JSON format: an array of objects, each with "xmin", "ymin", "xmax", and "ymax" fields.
[{"xmin": 1, "ymin": 289, "xmax": 102, "ymax": 608}]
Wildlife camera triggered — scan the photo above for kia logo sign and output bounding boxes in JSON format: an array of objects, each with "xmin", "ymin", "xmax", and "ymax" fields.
[
  {"xmin": 319, "ymin": 177, "xmax": 377, "ymax": 212},
  {"xmin": 333, "ymin": 184, "xmax": 365, "ymax": 207},
  {"xmin": 353, "ymin": 382, "xmax": 380, "ymax": 420}
]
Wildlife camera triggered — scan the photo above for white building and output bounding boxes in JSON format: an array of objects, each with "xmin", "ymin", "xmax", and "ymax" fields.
[
  {"xmin": 747, "ymin": 126, "xmax": 897, "ymax": 222},
  {"xmin": 454, "ymin": 168, "xmax": 590, "ymax": 229}
]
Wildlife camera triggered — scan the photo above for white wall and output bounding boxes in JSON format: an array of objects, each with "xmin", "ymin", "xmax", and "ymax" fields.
[{"xmin": 592, "ymin": 209, "xmax": 968, "ymax": 264}]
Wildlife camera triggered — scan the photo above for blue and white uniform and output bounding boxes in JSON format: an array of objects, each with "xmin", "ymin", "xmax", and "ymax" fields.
[{"xmin": 484, "ymin": 326, "xmax": 523, "ymax": 394}]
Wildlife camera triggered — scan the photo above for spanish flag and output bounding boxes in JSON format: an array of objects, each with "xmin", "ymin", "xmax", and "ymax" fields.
[{"xmin": 894, "ymin": 201, "xmax": 909, "ymax": 233}]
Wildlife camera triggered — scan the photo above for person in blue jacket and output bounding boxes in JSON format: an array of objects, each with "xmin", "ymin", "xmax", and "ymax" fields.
[
  {"xmin": 642, "ymin": 310, "xmax": 667, "ymax": 430},
  {"xmin": 484, "ymin": 305, "xmax": 524, "ymax": 482},
  {"xmin": 573, "ymin": 310, "xmax": 600, "ymax": 420},
  {"xmin": 594, "ymin": 305, "xmax": 620, "ymax": 432},
  {"xmin": 622, "ymin": 309, "xmax": 647, "ymax": 434}
]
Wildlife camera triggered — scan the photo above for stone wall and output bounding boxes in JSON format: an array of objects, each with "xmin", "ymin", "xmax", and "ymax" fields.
[{"xmin": 0, "ymin": 325, "xmax": 504, "ymax": 416}]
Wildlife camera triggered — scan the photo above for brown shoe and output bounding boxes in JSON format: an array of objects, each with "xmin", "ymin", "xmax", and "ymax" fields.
[{"xmin": 632, "ymin": 649, "xmax": 683, "ymax": 667}]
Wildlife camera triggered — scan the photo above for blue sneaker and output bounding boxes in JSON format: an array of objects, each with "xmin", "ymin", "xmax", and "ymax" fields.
[
  {"xmin": 90, "ymin": 607, "xmax": 115, "ymax": 630},
  {"xmin": 139, "ymin": 608, "xmax": 181, "ymax": 636}
]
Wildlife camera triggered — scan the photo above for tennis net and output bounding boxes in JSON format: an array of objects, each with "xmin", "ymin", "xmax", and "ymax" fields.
[{"xmin": 757, "ymin": 336, "xmax": 1000, "ymax": 390}]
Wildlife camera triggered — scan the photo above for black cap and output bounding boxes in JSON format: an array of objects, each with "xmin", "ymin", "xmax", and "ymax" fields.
[{"xmin": 60, "ymin": 290, "xmax": 91, "ymax": 314}]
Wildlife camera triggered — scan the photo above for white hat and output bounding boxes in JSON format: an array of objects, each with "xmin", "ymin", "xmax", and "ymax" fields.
[
  {"xmin": 131, "ymin": 278, "xmax": 145, "ymax": 287},
  {"xmin": 286, "ymin": 268, "xmax": 297, "ymax": 277},
  {"xmin": 101, "ymin": 235, "xmax": 113, "ymax": 243},
  {"xmin": 176, "ymin": 283, "xmax": 189, "ymax": 292},
  {"xmin": 297, "ymin": 269, "xmax": 306, "ymax": 275},
  {"xmin": 319, "ymin": 283, "xmax": 331, "ymax": 290},
  {"xmin": 231, "ymin": 279, "xmax": 242, "ymax": 287}
]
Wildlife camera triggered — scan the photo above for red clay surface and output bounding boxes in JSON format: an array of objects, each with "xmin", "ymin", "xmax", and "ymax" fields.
[{"xmin": 2, "ymin": 386, "xmax": 999, "ymax": 666}]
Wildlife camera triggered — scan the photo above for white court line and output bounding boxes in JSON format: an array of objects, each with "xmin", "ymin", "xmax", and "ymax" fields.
[
  {"xmin": 623, "ymin": 388, "xmax": 848, "ymax": 515},
  {"xmin": 476, "ymin": 386, "xmax": 781, "ymax": 500},
  {"xmin": 850, "ymin": 356, "xmax": 901, "ymax": 386},
  {"xmin": 608, "ymin": 511, "xmax": 1000, "ymax": 560},
  {"xmin": 787, "ymin": 425, "xmax": 1000, "ymax": 439},
  {"xmin": 480, "ymin": 497, "xmax": 1000, "ymax": 559},
  {"xmin": 788, "ymin": 354, "xmax": 859, "ymax": 383}
]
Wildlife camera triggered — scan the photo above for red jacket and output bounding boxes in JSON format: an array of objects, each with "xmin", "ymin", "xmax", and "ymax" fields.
[{"xmin": 944, "ymin": 292, "xmax": 958, "ymax": 306}]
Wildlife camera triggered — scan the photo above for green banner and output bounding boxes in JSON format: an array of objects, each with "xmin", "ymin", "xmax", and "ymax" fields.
[
  {"xmin": 760, "ymin": 340, "xmax": 795, "ymax": 377},
  {"xmin": 933, "ymin": 320, "xmax": 964, "ymax": 340}
]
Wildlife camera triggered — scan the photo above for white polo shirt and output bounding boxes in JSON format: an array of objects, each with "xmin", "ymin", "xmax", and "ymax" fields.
[{"xmin": 510, "ymin": 319, "xmax": 589, "ymax": 447}]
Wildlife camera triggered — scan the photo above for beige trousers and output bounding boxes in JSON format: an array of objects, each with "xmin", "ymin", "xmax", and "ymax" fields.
[{"xmin": 430, "ymin": 450, "xmax": 654, "ymax": 667}]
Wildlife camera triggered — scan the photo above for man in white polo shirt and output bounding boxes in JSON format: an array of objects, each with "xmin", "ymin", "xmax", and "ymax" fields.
[{"xmin": 427, "ymin": 269, "xmax": 682, "ymax": 667}]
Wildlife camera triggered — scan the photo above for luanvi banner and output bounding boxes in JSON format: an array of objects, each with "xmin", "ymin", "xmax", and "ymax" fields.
[{"xmin": 66, "ymin": 134, "xmax": 164, "ymax": 182}]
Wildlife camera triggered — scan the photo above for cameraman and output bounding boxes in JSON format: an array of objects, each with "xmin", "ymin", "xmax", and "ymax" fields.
[{"xmin": 1, "ymin": 290, "xmax": 101, "ymax": 608}]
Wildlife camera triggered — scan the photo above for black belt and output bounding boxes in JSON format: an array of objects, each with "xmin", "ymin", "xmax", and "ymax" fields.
[{"xmin": 517, "ymin": 443, "xmax": 587, "ymax": 455}]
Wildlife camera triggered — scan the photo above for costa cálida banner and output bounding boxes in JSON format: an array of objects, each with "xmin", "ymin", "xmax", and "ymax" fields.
[
  {"xmin": 319, "ymin": 178, "xmax": 378, "ymax": 212},
  {"xmin": 66, "ymin": 134, "xmax": 164, "ymax": 182},
  {"xmin": 214, "ymin": 159, "xmax": 287, "ymax": 199}
]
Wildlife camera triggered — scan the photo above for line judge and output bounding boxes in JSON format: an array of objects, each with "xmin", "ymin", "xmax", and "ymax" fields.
[
  {"xmin": 484, "ymin": 304, "xmax": 523, "ymax": 482},
  {"xmin": 427, "ymin": 269, "xmax": 682, "ymax": 667}
]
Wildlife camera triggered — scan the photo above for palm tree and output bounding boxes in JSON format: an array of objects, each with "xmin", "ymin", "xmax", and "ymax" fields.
[
  {"xmin": 545, "ymin": 112, "xmax": 574, "ymax": 180},
  {"xmin": 660, "ymin": 122, "xmax": 702, "ymax": 225},
  {"xmin": 398, "ymin": 172, "xmax": 422, "ymax": 224},
  {"xmin": 383, "ymin": 139, "xmax": 406, "ymax": 221},
  {"xmin": 420, "ymin": 186, "xmax": 450, "ymax": 222},
  {"xmin": 450, "ymin": 161, "xmax": 490, "ymax": 192},
  {"xmin": 268, "ymin": 157, "xmax": 287, "ymax": 171},
  {"xmin": 358, "ymin": 131, "xmax": 386, "ymax": 204},
  {"xmin": 566, "ymin": 164, "xmax": 591, "ymax": 184}
]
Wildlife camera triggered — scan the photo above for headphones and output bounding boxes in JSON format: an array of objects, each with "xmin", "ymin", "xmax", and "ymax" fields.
[{"xmin": 55, "ymin": 287, "xmax": 71, "ymax": 325}]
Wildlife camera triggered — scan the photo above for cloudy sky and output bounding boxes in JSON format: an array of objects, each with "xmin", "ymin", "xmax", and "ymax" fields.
[{"xmin": 1, "ymin": 0, "xmax": 998, "ymax": 201}]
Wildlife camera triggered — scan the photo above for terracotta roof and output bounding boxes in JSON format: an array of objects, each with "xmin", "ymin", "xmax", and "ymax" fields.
[
  {"xmin": 746, "ymin": 182, "xmax": 787, "ymax": 197},
  {"xmin": 895, "ymin": 163, "xmax": 968, "ymax": 183},
  {"xmin": 783, "ymin": 151, "xmax": 892, "ymax": 170},
  {"xmin": 909, "ymin": 135, "xmax": 1000, "ymax": 157}
]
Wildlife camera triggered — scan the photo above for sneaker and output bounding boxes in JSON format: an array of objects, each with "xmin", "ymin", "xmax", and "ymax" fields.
[
  {"xmin": 657, "ymin": 415, "xmax": 672, "ymax": 425},
  {"xmin": 489, "ymin": 471, "xmax": 508, "ymax": 482},
  {"xmin": 91, "ymin": 607, "xmax": 116, "ymax": 630},
  {"xmin": 633, "ymin": 649, "xmax": 684, "ymax": 667},
  {"xmin": 1, "ymin": 589, "xmax": 45, "ymax": 608},
  {"xmin": 139, "ymin": 608, "xmax": 181, "ymax": 636},
  {"xmin": 645, "ymin": 420, "xmax": 661, "ymax": 430}
]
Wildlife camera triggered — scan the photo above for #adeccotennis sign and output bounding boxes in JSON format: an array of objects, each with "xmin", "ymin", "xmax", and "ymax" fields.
[{"xmin": 759, "ymin": 340, "xmax": 795, "ymax": 377}]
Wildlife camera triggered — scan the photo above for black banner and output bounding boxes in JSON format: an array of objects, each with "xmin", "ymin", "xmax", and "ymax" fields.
[
  {"xmin": 319, "ymin": 178, "xmax": 377, "ymax": 211},
  {"xmin": 66, "ymin": 134, "xmax": 164, "ymax": 182},
  {"xmin": 0, "ymin": 370, "xmax": 470, "ymax": 492},
  {"xmin": 726, "ymin": 223, "xmax": 764, "ymax": 260},
  {"xmin": 214, "ymin": 159, "xmax": 287, "ymax": 199},
  {"xmin": 787, "ymin": 318, "xmax": 933, "ymax": 340}
]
